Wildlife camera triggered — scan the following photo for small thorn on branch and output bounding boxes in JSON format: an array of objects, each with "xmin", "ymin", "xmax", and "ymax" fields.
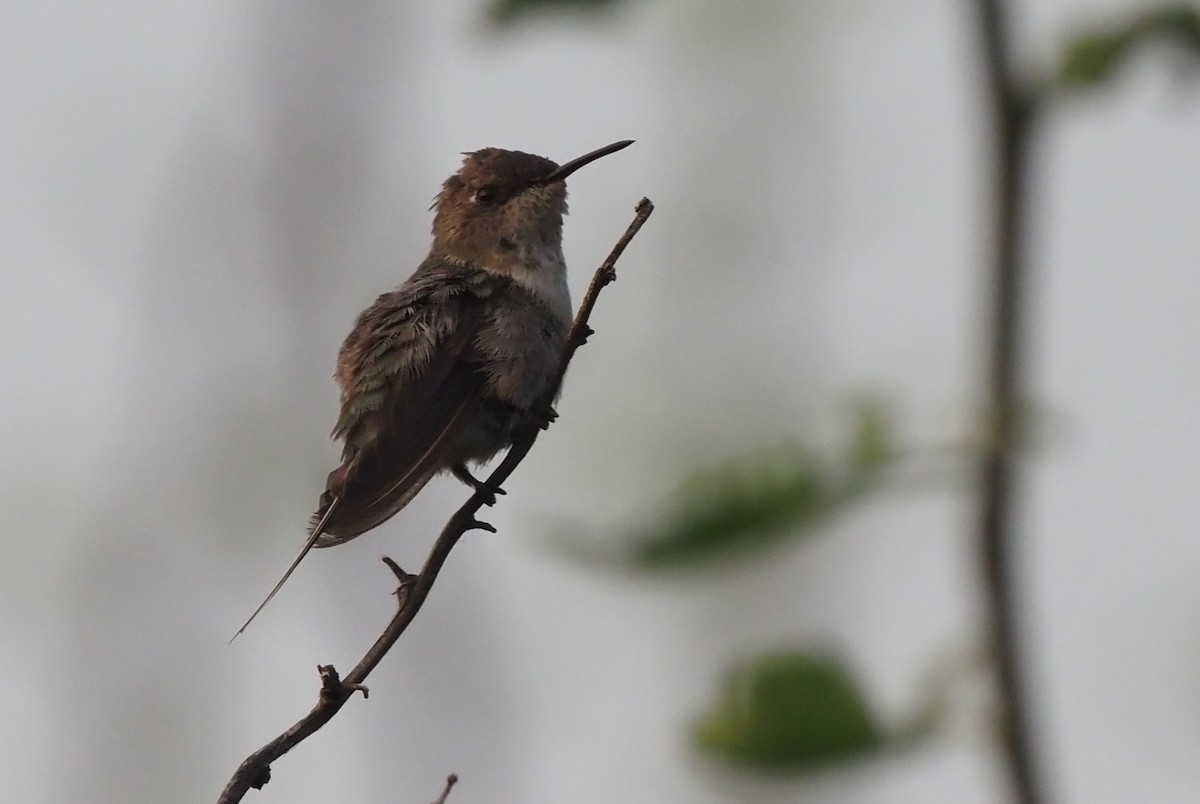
[
  {"xmin": 468, "ymin": 519, "xmax": 498, "ymax": 534},
  {"xmin": 383, "ymin": 556, "xmax": 419, "ymax": 606},
  {"xmin": 382, "ymin": 556, "xmax": 416, "ymax": 585}
]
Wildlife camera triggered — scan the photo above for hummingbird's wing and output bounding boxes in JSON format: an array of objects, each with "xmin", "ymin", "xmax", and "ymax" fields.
[
  {"xmin": 230, "ymin": 265, "xmax": 502, "ymax": 641},
  {"xmin": 313, "ymin": 264, "xmax": 503, "ymax": 545}
]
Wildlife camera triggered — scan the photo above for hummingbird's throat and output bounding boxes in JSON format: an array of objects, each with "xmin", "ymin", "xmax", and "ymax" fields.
[{"xmin": 507, "ymin": 241, "xmax": 571, "ymax": 326}]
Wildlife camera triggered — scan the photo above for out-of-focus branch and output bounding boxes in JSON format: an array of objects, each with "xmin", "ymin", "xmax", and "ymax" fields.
[
  {"xmin": 216, "ymin": 198, "xmax": 654, "ymax": 803},
  {"xmin": 975, "ymin": 2, "xmax": 1045, "ymax": 803}
]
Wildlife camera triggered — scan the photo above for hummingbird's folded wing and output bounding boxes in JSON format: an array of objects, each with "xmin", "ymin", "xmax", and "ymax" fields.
[{"xmin": 312, "ymin": 267, "xmax": 501, "ymax": 546}]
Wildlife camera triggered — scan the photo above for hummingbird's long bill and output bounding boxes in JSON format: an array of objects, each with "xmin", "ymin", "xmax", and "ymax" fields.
[{"xmin": 538, "ymin": 140, "xmax": 634, "ymax": 185}]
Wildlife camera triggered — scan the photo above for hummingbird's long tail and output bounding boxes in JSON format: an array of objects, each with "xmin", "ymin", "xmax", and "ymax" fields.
[{"xmin": 229, "ymin": 497, "xmax": 341, "ymax": 643}]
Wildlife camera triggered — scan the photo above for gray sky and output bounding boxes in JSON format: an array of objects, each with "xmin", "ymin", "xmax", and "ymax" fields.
[{"xmin": 2, "ymin": 1, "xmax": 1198, "ymax": 802}]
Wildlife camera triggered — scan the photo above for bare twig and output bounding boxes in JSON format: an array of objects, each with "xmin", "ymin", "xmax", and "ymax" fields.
[
  {"xmin": 975, "ymin": 2, "xmax": 1045, "ymax": 803},
  {"xmin": 431, "ymin": 773, "xmax": 459, "ymax": 804},
  {"xmin": 217, "ymin": 198, "xmax": 654, "ymax": 803}
]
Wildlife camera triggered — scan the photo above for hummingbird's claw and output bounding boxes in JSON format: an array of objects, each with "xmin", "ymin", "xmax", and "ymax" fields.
[
  {"xmin": 451, "ymin": 463, "xmax": 505, "ymax": 505},
  {"xmin": 536, "ymin": 404, "xmax": 559, "ymax": 430},
  {"xmin": 472, "ymin": 479, "xmax": 505, "ymax": 507}
]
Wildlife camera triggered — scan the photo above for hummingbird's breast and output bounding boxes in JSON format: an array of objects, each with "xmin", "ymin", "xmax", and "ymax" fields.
[
  {"xmin": 450, "ymin": 280, "xmax": 570, "ymax": 464},
  {"xmin": 478, "ymin": 282, "xmax": 570, "ymax": 407}
]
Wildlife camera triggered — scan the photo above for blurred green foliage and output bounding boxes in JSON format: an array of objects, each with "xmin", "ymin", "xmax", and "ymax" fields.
[
  {"xmin": 1060, "ymin": 5, "xmax": 1200, "ymax": 88},
  {"xmin": 694, "ymin": 650, "xmax": 883, "ymax": 770},
  {"xmin": 627, "ymin": 402, "xmax": 896, "ymax": 569},
  {"xmin": 482, "ymin": 0, "xmax": 1200, "ymax": 790},
  {"xmin": 489, "ymin": 0, "xmax": 628, "ymax": 26}
]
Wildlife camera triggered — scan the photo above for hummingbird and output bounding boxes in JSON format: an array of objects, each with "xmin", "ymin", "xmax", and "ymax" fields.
[{"xmin": 233, "ymin": 139, "xmax": 634, "ymax": 639}]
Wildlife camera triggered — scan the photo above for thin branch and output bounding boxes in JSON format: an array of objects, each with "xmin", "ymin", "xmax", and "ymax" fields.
[
  {"xmin": 975, "ymin": 2, "xmax": 1045, "ymax": 803},
  {"xmin": 217, "ymin": 198, "xmax": 654, "ymax": 803},
  {"xmin": 431, "ymin": 773, "xmax": 459, "ymax": 804}
]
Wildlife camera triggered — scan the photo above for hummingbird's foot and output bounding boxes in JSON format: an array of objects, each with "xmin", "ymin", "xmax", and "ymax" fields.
[
  {"xmin": 451, "ymin": 462, "xmax": 505, "ymax": 506},
  {"xmin": 535, "ymin": 404, "xmax": 559, "ymax": 430}
]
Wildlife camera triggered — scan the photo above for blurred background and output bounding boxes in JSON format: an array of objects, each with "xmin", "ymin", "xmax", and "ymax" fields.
[{"xmin": 3, "ymin": 0, "xmax": 1200, "ymax": 801}]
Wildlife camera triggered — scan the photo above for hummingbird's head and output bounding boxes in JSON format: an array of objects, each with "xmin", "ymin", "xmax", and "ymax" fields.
[{"xmin": 430, "ymin": 140, "xmax": 632, "ymax": 270}]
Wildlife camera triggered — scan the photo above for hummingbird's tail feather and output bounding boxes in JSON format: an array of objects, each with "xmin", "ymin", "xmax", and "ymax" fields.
[
  {"xmin": 309, "ymin": 471, "xmax": 435, "ymax": 548},
  {"xmin": 229, "ymin": 497, "xmax": 341, "ymax": 643},
  {"xmin": 312, "ymin": 395, "xmax": 474, "ymax": 547}
]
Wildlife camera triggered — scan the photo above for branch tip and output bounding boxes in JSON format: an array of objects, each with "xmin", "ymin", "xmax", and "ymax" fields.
[{"xmin": 432, "ymin": 772, "xmax": 459, "ymax": 804}]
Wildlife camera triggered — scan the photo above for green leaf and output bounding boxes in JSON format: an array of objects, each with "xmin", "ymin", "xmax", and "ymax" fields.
[
  {"xmin": 694, "ymin": 650, "xmax": 882, "ymax": 771},
  {"xmin": 1060, "ymin": 33, "xmax": 1129, "ymax": 87},
  {"xmin": 626, "ymin": 405, "xmax": 896, "ymax": 569},
  {"xmin": 1060, "ymin": 5, "xmax": 1200, "ymax": 89},
  {"xmin": 847, "ymin": 397, "xmax": 896, "ymax": 476},
  {"xmin": 630, "ymin": 445, "xmax": 830, "ymax": 568},
  {"xmin": 488, "ymin": 0, "xmax": 627, "ymax": 26}
]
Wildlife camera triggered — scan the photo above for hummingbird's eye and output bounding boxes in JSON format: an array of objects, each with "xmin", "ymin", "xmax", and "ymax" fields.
[{"xmin": 473, "ymin": 185, "xmax": 500, "ymax": 205}]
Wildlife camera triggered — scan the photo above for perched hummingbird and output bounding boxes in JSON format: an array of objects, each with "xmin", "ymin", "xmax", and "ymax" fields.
[{"xmin": 233, "ymin": 140, "xmax": 633, "ymax": 638}]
